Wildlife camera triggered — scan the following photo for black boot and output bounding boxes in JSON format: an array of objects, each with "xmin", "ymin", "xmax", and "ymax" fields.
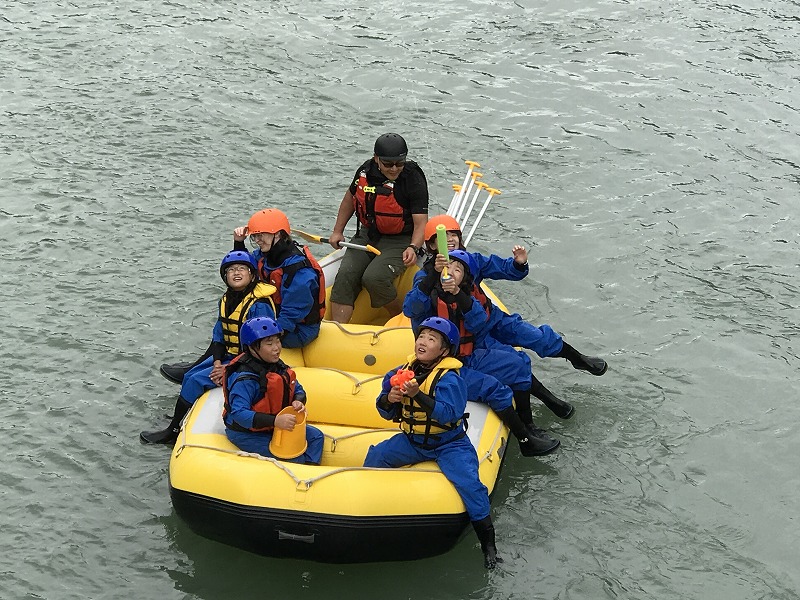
[
  {"xmin": 159, "ymin": 362, "xmax": 194, "ymax": 384},
  {"xmin": 530, "ymin": 374, "xmax": 574, "ymax": 419},
  {"xmin": 140, "ymin": 396, "xmax": 192, "ymax": 445},
  {"xmin": 556, "ymin": 342, "xmax": 607, "ymax": 376},
  {"xmin": 496, "ymin": 406, "xmax": 560, "ymax": 457},
  {"xmin": 524, "ymin": 423, "xmax": 560, "ymax": 455},
  {"xmin": 159, "ymin": 343, "xmax": 215, "ymax": 384},
  {"xmin": 512, "ymin": 389, "xmax": 534, "ymax": 425},
  {"xmin": 472, "ymin": 516, "xmax": 502, "ymax": 569}
]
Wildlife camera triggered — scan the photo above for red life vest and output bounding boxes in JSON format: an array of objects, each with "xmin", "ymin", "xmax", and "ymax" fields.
[
  {"xmin": 257, "ymin": 244, "xmax": 326, "ymax": 324},
  {"xmin": 433, "ymin": 283, "xmax": 492, "ymax": 358},
  {"xmin": 352, "ymin": 170, "xmax": 408, "ymax": 235},
  {"xmin": 222, "ymin": 353, "xmax": 297, "ymax": 433}
]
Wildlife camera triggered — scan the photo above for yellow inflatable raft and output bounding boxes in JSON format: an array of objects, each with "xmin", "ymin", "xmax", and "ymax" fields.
[{"xmin": 168, "ymin": 252, "xmax": 511, "ymax": 562}]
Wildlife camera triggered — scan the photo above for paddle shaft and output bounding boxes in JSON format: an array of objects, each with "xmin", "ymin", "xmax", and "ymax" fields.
[{"xmin": 290, "ymin": 229, "xmax": 380, "ymax": 255}]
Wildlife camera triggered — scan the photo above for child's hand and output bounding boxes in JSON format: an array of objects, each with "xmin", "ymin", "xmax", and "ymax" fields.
[
  {"xmin": 387, "ymin": 386, "xmax": 404, "ymax": 403},
  {"xmin": 402, "ymin": 379, "xmax": 419, "ymax": 397},
  {"xmin": 434, "ymin": 253, "xmax": 448, "ymax": 273},
  {"xmin": 512, "ymin": 245, "xmax": 528, "ymax": 264},
  {"xmin": 233, "ymin": 226, "xmax": 248, "ymax": 242},
  {"xmin": 275, "ymin": 413, "xmax": 297, "ymax": 430},
  {"xmin": 291, "ymin": 400, "xmax": 306, "ymax": 413},
  {"xmin": 440, "ymin": 275, "xmax": 459, "ymax": 294}
]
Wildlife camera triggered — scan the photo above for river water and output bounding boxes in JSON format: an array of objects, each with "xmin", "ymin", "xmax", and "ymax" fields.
[{"xmin": 2, "ymin": 0, "xmax": 799, "ymax": 598}]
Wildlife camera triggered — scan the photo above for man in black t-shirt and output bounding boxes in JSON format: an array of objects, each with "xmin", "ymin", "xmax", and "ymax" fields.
[{"xmin": 328, "ymin": 133, "xmax": 429, "ymax": 323}]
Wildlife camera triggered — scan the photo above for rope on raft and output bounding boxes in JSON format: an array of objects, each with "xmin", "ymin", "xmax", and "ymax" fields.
[
  {"xmin": 173, "ymin": 425, "xmax": 507, "ymax": 491},
  {"xmin": 324, "ymin": 320, "xmax": 413, "ymax": 346}
]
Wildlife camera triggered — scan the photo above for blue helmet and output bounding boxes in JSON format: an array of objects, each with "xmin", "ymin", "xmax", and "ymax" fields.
[
  {"xmin": 220, "ymin": 251, "xmax": 257, "ymax": 282},
  {"xmin": 447, "ymin": 249, "xmax": 476, "ymax": 278},
  {"xmin": 419, "ymin": 317, "xmax": 460, "ymax": 356},
  {"xmin": 240, "ymin": 317, "xmax": 282, "ymax": 348}
]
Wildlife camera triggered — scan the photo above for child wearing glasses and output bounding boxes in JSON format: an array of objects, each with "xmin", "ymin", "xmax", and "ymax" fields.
[
  {"xmin": 232, "ymin": 208, "xmax": 326, "ymax": 349},
  {"xmin": 326, "ymin": 133, "xmax": 429, "ymax": 324},
  {"xmin": 159, "ymin": 209, "xmax": 326, "ymax": 387},
  {"xmin": 141, "ymin": 251, "xmax": 277, "ymax": 444}
]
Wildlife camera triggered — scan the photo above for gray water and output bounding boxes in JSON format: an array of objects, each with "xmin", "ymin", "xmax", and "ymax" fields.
[{"xmin": 2, "ymin": 0, "xmax": 799, "ymax": 598}]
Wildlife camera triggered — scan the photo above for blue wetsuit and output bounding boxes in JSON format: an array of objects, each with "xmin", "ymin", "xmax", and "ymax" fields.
[
  {"xmin": 224, "ymin": 368, "xmax": 324, "ymax": 464},
  {"xmin": 233, "ymin": 241, "xmax": 322, "ymax": 348},
  {"xmin": 180, "ymin": 296, "xmax": 276, "ymax": 404},
  {"xmin": 403, "ymin": 257, "xmax": 562, "ymax": 390},
  {"xmin": 363, "ymin": 364, "xmax": 490, "ymax": 521}
]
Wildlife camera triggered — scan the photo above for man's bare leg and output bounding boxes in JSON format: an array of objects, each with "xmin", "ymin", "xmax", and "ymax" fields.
[{"xmin": 331, "ymin": 302, "xmax": 354, "ymax": 324}]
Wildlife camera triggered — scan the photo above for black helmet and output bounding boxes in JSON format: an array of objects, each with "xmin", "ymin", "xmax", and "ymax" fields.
[{"xmin": 374, "ymin": 133, "xmax": 408, "ymax": 160}]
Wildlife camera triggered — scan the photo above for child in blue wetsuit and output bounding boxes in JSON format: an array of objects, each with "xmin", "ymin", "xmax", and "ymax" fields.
[
  {"xmin": 159, "ymin": 208, "xmax": 326, "ymax": 385},
  {"xmin": 233, "ymin": 208, "xmax": 325, "ymax": 349},
  {"xmin": 222, "ymin": 317, "xmax": 324, "ymax": 464},
  {"xmin": 141, "ymin": 251, "xmax": 277, "ymax": 445},
  {"xmin": 407, "ymin": 215, "xmax": 607, "ymax": 422},
  {"xmin": 363, "ymin": 317, "xmax": 501, "ymax": 569}
]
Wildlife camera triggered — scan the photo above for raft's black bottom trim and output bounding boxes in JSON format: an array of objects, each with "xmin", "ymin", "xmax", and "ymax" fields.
[{"xmin": 170, "ymin": 486, "xmax": 470, "ymax": 563}]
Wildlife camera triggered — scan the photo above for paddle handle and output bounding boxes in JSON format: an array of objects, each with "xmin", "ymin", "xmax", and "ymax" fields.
[
  {"xmin": 340, "ymin": 241, "xmax": 381, "ymax": 255},
  {"xmin": 290, "ymin": 229, "xmax": 380, "ymax": 254}
]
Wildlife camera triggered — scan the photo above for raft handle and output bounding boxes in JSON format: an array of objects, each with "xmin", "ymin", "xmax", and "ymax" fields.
[{"xmin": 278, "ymin": 530, "xmax": 316, "ymax": 544}]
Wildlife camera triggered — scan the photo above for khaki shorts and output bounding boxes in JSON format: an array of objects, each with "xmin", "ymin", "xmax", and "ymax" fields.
[{"xmin": 330, "ymin": 229, "xmax": 410, "ymax": 308}]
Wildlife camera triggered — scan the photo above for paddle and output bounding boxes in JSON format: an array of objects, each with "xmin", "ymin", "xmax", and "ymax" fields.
[{"xmin": 291, "ymin": 229, "xmax": 381, "ymax": 255}]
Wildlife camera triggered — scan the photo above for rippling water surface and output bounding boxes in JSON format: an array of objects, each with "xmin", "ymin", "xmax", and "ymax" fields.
[{"xmin": 2, "ymin": 1, "xmax": 799, "ymax": 598}]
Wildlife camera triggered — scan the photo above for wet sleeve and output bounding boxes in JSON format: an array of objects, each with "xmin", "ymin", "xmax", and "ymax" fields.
[
  {"xmin": 251, "ymin": 412, "xmax": 276, "ymax": 430},
  {"xmin": 416, "ymin": 268, "xmax": 439, "ymax": 296},
  {"xmin": 454, "ymin": 289, "xmax": 473, "ymax": 314},
  {"xmin": 210, "ymin": 341, "xmax": 227, "ymax": 363}
]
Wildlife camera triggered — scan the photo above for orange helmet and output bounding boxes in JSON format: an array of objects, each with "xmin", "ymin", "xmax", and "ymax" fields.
[
  {"xmin": 424, "ymin": 214, "xmax": 462, "ymax": 242},
  {"xmin": 247, "ymin": 208, "xmax": 291, "ymax": 235}
]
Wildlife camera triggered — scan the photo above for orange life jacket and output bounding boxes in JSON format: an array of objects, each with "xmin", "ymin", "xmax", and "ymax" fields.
[
  {"xmin": 257, "ymin": 244, "xmax": 326, "ymax": 324},
  {"xmin": 433, "ymin": 283, "xmax": 492, "ymax": 357},
  {"xmin": 353, "ymin": 170, "xmax": 408, "ymax": 235},
  {"xmin": 222, "ymin": 353, "xmax": 297, "ymax": 433}
]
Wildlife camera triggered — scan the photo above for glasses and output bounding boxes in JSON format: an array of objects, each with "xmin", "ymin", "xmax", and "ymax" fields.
[
  {"xmin": 225, "ymin": 265, "xmax": 250, "ymax": 275},
  {"xmin": 379, "ymin": 158, "xmax": 406, "ymax": 169},
  {"xmin": 249, "ymin": 232, "xmax": 272, "ymax": 241}
]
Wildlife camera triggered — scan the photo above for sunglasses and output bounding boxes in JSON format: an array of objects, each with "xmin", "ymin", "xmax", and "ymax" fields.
[{"xmin": 379, "ymin": 158, "xmax": 406, "ymax": 169}]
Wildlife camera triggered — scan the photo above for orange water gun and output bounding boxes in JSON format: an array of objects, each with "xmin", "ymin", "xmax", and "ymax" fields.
[{"xmin": 390, "ymin": 369, "xmax": 416, "ymax": 388}]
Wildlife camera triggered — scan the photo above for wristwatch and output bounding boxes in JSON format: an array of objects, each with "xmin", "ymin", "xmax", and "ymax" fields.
[{"xmin": 407, "ymin": 244, "xmax": 422, "ymax": 256}]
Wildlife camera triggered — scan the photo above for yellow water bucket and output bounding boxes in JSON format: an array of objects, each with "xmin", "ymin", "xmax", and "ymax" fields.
[{"xmin": 269, "ymin": 406, "xmax": 308, "ymax": 460}]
